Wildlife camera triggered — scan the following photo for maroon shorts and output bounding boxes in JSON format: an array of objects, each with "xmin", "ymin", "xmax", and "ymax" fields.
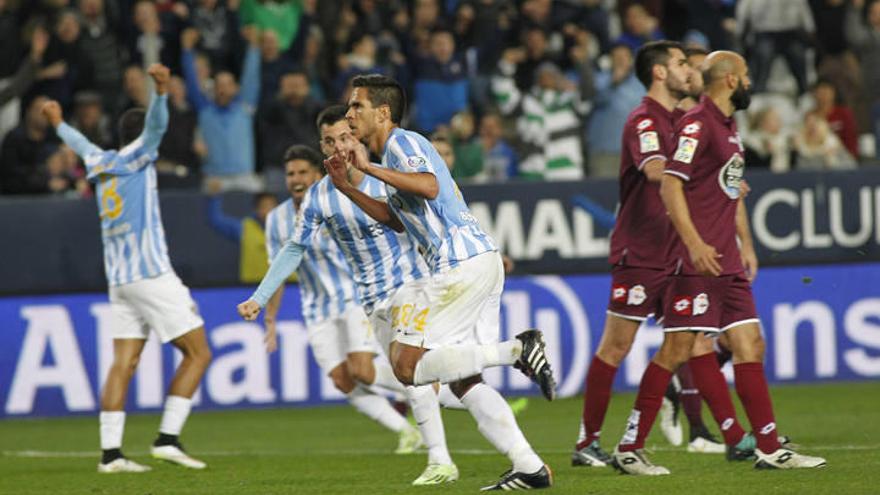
[
  {"xmin": 662, "ymin": 273, "xmax": 759, "ymax": 332},
  {"xmin": 606, "ymin": 265, "xmax": 671, "ymax": 321}
]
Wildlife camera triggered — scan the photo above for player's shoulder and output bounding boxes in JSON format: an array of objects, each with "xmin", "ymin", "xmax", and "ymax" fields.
[{"xmin": 268, "ymin": 197, "xmax": 293, "ymax": 218}]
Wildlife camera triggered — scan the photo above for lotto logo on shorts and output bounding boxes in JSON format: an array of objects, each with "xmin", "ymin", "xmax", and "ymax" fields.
[
  {"xmin": 627, "ymin": 285, "xmax": 647, "ymax": 306},
  {"xmin": 612, "ymin": 285, "xmax": 628, "ymax": 302},
  {"xmin": 672, "ymin": 296, "xmax": 692, "ymax": 315}
]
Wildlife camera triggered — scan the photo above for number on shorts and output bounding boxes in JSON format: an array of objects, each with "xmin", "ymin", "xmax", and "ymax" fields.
[{"xmin": 391, "ymin": 304, "xmax": 430, "ymax": 333}]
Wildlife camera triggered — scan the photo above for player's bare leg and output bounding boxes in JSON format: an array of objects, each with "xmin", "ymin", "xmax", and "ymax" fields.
[
  {"xmin": 451, "ymin": 375, "xmax": 552, "ymax": 490},
  {"xmin": 724, "ymin": 322, "xmax": 825, "ymax": 469},
  {"xmin": 151, "ymin": 327, "xmax": 211, "ymax": 469},
  {"xmin": 98, "ymin": 339, "xmax": 151, "ymax": 473},
  {"xmin": 347, "ymin": 351, "xmax": 406, "ymax": 394},
  {"xmin": 574, "ymin": 314, "xmax": 640, "ymax": 466}
]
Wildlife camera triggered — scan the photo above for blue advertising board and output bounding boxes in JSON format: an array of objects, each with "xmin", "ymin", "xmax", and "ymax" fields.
[{"xmin": 1, "ymin": 263, "xmax": 878, "ymax": 418}]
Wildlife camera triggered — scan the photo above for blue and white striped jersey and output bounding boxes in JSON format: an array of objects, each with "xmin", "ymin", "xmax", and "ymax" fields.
[
  {"xmin": 292, "ymin": 173, "xmax": 428, "ymax": 312},
  {"xmin": 265, "ymin": 198, "xmax": 358, "ymax": 326},
  {"xmin": 381, "ymin": 127, "xmax": 497, "ymax": 273},
  {"xmin": 57, "ymin": 92, "xmax": 172, "ymax": 287}
]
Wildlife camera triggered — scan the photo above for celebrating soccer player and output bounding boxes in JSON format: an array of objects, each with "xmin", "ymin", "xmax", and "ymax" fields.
[
  {"xmin": 609, "ymin": 51, "xmax": 827, "ymax": 474},
  {"xmin": 44, "ymin": 64, "xmax": 212, "ymax": 473}
]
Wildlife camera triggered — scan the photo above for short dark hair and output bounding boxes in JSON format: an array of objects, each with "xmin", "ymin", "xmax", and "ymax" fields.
[
  {"xmin": 316, "ymin": 104, "xmax": 348, "ymax": 130},
  {"xmin": 351, "ymin": 74, "xmax": 406, "ymax": 124},
  {"xmin": 683, "ymin": 44, "xmax": 709, "ymax": 58},
  {"xmin": 253, "ymin": 192, "xmax": 277, "ymax": 208},
  {"xmin": 283, "ymin": 144, "xmax": 324, "ymax": 173},
  {"xmin": 635, "ymin": 40, "xmax": 684, "ymax": 88},
  {"xmin": 118, "ymin": 108, "xmax": 145, "ymax": 147}
]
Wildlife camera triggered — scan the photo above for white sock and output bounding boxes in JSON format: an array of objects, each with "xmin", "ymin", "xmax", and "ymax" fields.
[
  {"xmin": 99, "ymin": 411, "xmax": 125, "ymax": 450},
  {"xmin": 159, "ymin": 395, "xmax": 192, "ymax": 436},
  {"xmin": 347, "ymin": 386, "xmax": 409, "ymax": 433},
  {"xmin": 412, "ymin": 341, "xmax": 521, "ymax": 386},
  {"xmin": 370, "ymin": 362, "xmax": 407, "ymax": 395},
  {"xmin": 437, "ymin": 384, "xmax": 467, "ymax": 410},
  {"xmin": 461, "ymin": 383, "xmax": 543, "ymax": 474},
  {"xmin": 406, "ymin": 385, "xmax": 453, "ymax": 465}
]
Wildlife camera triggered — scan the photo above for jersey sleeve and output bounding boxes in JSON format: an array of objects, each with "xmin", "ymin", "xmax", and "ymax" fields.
[
  {"xmin": 623, "ymin": 115, "xmax": 668, "ymax": 172},
  {"xmin": 264, "ymin": 208, "xmax": 283, "ymax": 262},
  {"xmin": 291, "ymin": 187, "xmax": 323, "ymax": 246},
  {"xmin": 665, "ymin": 119, "xmax": 706, "ymax": 181},
  {"xmin": 385, "ymin": 133, "xmax": 435, "ymax": 175}
]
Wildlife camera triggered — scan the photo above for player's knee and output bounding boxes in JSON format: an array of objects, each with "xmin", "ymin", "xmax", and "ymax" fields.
[
  {"xmin": 113, "ymin": 354, "xmax": 140, "ymax": 377},
  {"xmin": 392, "ymin": 359, "xmax": 416, "ymax": 385},
  {"xmin": 346, "ymin": 356, "xmax": 374, "ymax": 384},
  {"xmin": 330, "ymin": 367, "xmax": 356, "ymax": 394},
  {"xmin": 449, "ymin": 375, "xmax": 482, "ymax": 398},
  {"xmin": 185, "ymin": 344, "xmax": 212, "ymax": 369},
  {"xmin": 735, "ymin": 334, "xmax": 765, "ymax": 362},
  {"xmin": 596, "ymin": 341, "xmax": 630, "ymax": 366}
]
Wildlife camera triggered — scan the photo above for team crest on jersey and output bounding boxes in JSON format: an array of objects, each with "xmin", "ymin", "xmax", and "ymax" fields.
[
  {"xmin": 673, "ymin": 136, "xmax": 699, "ymax": 164},
  {"xmin": 406, "ymin": 156, "xmax": 426, "ymax": 170},
  {"xmin": 627, "ymin": 284, "xmax": 647, "ymax": 306},
  {"xmin": 718, "ymin": 153, "xmax": 745, "ymax": 199},
  {"xmin": 612, "ymin": 284, "xmax": 628, "ymax": 302},
  {"xmin": 693, "ymin": 293, "xmax": 709, "ymax": 316},
  {"xmin": 672, "ymin": 296, "xmax": 692, "ymax": 315},
  {"xmin": 682, "ymin": 121, "xmax": 702, "ymax": 136},
  {"xmin": 637, "ymin": 118, "xmax": 654, "ymax": 131},
  {"xmin": 639, "ymin": 131, "xmax": 660, "ymax": 153}
]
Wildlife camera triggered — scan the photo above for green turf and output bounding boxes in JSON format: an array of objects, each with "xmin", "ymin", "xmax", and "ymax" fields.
[{"xmin": 1, "ymin": 382, "xmax": 878, "ymax": 494}]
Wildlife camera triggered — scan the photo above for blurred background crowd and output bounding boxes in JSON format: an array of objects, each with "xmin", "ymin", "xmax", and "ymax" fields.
[{"xmin": 0, "ymin": 0, "xmax": 877, "ymax": 197}]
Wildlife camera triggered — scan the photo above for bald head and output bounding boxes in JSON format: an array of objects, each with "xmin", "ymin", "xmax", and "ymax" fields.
[{"xmin": 702, "ymin": 51, "xmax": 746, "ymax": 88}]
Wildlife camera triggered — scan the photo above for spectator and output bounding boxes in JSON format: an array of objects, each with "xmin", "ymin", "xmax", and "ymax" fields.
[
  {"xmin": 205, "ymin": 180, "xmax": 280, "ymax": 283},
  {"xmin": 446, "ymin": 111, "xmax": 483, "ymax": 180},
  {"xmin": 616, "ymin": 3, "xmax": 664, "ymax": 53},
  {"xmin": 78, "ymin": 0, "xmax": 128, "ymax": 115},
  {"xmin": 191, "ymin": 0, "xmax": 242, "ymax": 73},
  {"xmin": 412, "ymin": 28, "xmax": 469, "ymax": 133},
  {"xmin": 300, "ymin": 25, "xmax": 327, "ymax": 104},
  {"xmin": 743, "ymin": 106, "xmax": 793, "ymax": 173},
  {"xmin": 258, "ymin": 70, "xmax": 321, "ymax": 171},
  {"xmin": 811, "ymin": 78, "xmax": 859, "ymax": 158},
  {"xmin": 494, "ymin": 61, "xmax": 589, "ymax": 180},
  {"xmin": 116, "ymin": 65, "xmax": 150, "ymax": 117},
  {"xmin": 157, "ymin": 75, "xmax": 201, "ymax": 187},
  {"xmin": 474, "ymin": 112, "xmax": 518, "ymax": 182},
  {"xmin": 503, "ymin": 28, "xmax": 560, "ymax": 92},
  {"xmin": 0, "ymin": 24, "xmax": 49, "ymax": 112},
  {"xmin": 259, "ymin": 30, "xmax": 296, "ymax": 105},
  {"xmin": 239, "ymin": 0, "xmax": 306, "ymax": 51},
  {"xmin": 0, "ymin": 96, "xmax": 60, "ymax": 195},
  {"xmin": 736, "ymin": 0, "xmax": 814, "ymax": 95},
  {"xmin": 586, "ymin": 43, "xmax": 645, "ymax": 178},
  {"xmin": 35, "ymin": 10, "xmax": 94, "ymax": 111},
  {"xmin": 128, "ymin": 0, "xmax": 183, "ymax": 75},
  {"xmin": 333, "ymin": 33, "xmax": 385, "ymax": 100},
  {"xmin": 71, "ymin": 91, "xmax": 113, "ymax": 150},
  {"xmin": 792, "ymin": 111, "xmax": 857, "ymax": 169},
  {"xmin": 181, "ymin": 26, "xmax": 262, "ymax": 191},
  {"xmin": 845, "ymin": 0, "xmax": 880, "ymax": 153},
  {"xmin": 44, "ymin": 145, "xmax": 89, "ymax": 197},
  {"xmin": 431, "ymin": 131, "xmax": 456, "ymax": 173}
]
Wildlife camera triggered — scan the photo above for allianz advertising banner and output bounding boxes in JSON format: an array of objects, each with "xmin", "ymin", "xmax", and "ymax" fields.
[{"xmin": 1, "ymin": 263, "xmax": 878, "ymax": 418}]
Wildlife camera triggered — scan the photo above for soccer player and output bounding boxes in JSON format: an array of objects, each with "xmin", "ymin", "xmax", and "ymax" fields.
[
  {"xmin": 610, "ymin": 51, "xmax": 827, "ymax": 474},
  {"xmin": 241, "ymin": 106, "xmax": 459, "ymax": 486},
  {"xmin": 326, "ymin": 74, "xmax": 554, "ymax": 490},
  {"xmin": 42, "ymin": 64, "xmax": 211, "ymax": 473},
  {"xmin": 263, "ymin": 144, "xmax": 422, "ymax": 455},
  {"xmin": 571, "ymin": 40, "xmax": 702, "ymax": 467}
]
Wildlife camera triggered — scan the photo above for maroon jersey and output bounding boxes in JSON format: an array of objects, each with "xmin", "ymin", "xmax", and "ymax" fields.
[
  {"xmin": 664, "ymin": 95, "xmax": 746, "ymax": 276},
  {"xmin": 609, "ymin": 96, "xmax": 678, "ymax": 270}
]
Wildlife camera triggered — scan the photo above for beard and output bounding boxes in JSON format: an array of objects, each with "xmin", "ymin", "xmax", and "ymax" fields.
[{"xmin": 731, "ymin": 81, "xmax": 751, "ymax": 110}]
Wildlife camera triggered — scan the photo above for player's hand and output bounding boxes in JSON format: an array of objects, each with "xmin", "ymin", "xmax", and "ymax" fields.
[
  {"xmin": 181, "ymin": 27, "xmax": 200, "ymax": 50},
  {"xmin": 688, "ymin": 241, "xmax": 723, "ymax": 277},
  {"xmin": 241, "ymin": 25, "xmax": 259, "ymax": 46},
  {"xmin": 147, "ymin": 63, "xmax": 171, "ymax": 94},
  {"xmin": 40, "ymin": 100, "xmax": 63, "ymax": 127},
  {"xmin": 324, "ymin": 152, "xmax": 351, "ymax": 189},
  {"xmin": 741, "ymin": 245, "xmax": 758, "ymax": 283},
  {"xmin": 502, "ymin": 254, "xmax": 515, "ymax": 274},
  {"xmin": 347, "ymin": 145, "xmax": 371, "ymax": 173},
  {"xmin": 237, "ymin": 300, "xmax": 262, "ymax": 320},
  {"xmin": 263, "ymin": 320, "xmax": 278, "ymax": 353},
  {"xmin": 739, "ymin": 179, "xmax": 751, "ymax": 198},
  {"xmin": 30, "ymin": 25, "xmax": 49, "ymax": 61}
]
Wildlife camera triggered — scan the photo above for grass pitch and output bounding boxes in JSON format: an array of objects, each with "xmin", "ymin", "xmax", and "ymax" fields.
[{"xmin": 1, "ymin": 382, "xmax": 878, "ymax": 494}]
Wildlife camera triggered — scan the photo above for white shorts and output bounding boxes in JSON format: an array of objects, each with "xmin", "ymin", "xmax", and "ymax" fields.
[
  {"xmin": 108, "ymin": 272, "xmax": 204, "ymax": 343},
  {"xmin": 392, "ymin": 251, "xmax": 504, "ymax": 349},
  {"xmin": 308, "ymin": 305, "xmax": 377, "ymax": 373},
  {"xmin": 368, "ymin": 278, "xmax": 427, "ymax": 357}
]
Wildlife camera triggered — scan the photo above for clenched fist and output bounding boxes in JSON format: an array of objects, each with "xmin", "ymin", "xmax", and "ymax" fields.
[
  {"xmin": 237, "ymin": 300, "xmax": 262, "ymax": 320},
  {"xmin": 40, "ymin": 100, "xmax": 63, "ymax": 128}
]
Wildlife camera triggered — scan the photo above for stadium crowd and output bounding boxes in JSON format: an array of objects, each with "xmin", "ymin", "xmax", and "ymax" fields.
[{"xmin": 0, "ymin": 0, "xmax": 875, "ymax": 196}]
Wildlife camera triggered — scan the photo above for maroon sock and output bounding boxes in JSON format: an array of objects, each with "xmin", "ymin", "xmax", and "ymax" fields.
[
  {"xmin": 734, "ymin": 362, "xmax": 781, "ymax": 453},
  {"xmin": 576, "ymin": 356, "xmax": 618, "ymax": 450},
  {"xmin": 689, "ymin": 353, "xmax": 747, "ymax": 445},
  {"xmin": 618, "ymin": 362, "xmax": 672, "ymax": 452},
  {"xmin": 675, "ymin": 363, "xmax": 705, "ymax": 430}
]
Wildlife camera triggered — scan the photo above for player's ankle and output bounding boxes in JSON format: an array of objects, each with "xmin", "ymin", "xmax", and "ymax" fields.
[
  {"xmin": 153, "ymin": 432, "xmax": 179, "ymax": 447},
  {"xmin": 101, "ymin": 448, "xmax": 124, "ymax": 464}
]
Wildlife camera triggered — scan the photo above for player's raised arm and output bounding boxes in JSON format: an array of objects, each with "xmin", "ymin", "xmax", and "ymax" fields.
[
  {"xmin": 357, "ymin": 134, "xmax": 439, "ymax": 199},
  {"xmin": 139, "ymin": 64, "xmax": 171, "ymax": 154},
  {"xmin": 43, "ymin": 100, "xmax": 104, "ymax": 161},
  {"xmin": 325, "ymin": 151, "xmax": 405, "ymax": 232}
]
